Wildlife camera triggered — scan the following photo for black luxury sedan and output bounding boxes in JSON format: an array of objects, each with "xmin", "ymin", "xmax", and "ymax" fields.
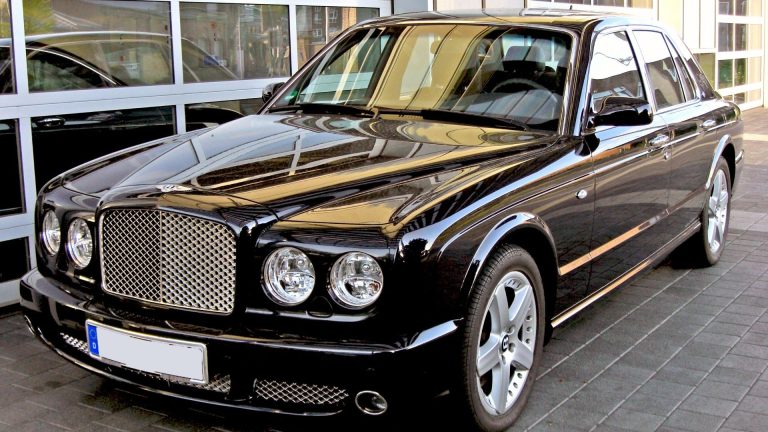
[{"xmin": 19, "ymin": 9, "xmax": 743, "ymax": 431}]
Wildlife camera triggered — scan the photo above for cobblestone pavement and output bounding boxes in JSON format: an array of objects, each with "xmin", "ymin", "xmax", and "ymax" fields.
[{"xmin": 1, "ymin": 109, "xmax": 767, "ymax": 432}]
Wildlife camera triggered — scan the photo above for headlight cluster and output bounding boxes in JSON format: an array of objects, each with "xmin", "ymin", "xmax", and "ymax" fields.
[
  {"xmin": 41, "ymin": 211, "xmax": 93, "ymax": 269},
  {"xmin": 263, "ymin": 248, "xmax": 384, "ymax": 309}
]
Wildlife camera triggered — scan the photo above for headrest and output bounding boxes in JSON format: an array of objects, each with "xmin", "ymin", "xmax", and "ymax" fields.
[{"xmin": 504, "ymin": 45, "xmax": 543, "ymax": 63}]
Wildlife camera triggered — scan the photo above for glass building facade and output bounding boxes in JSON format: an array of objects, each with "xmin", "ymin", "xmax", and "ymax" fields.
[{"xmin": 0, "ymin": 0, "xmax": 388, "ymax": 306}]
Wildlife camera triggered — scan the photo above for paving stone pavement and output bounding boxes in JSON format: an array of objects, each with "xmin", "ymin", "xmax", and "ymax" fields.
[{"xmin": 1, "ymin": 109, "xmax": 768, "ymax": 432}]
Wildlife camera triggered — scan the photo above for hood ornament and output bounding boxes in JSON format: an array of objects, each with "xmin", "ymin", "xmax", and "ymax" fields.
[{"xmin": 157, "ymin": 184, "xmax": 193, "ymax": 193}]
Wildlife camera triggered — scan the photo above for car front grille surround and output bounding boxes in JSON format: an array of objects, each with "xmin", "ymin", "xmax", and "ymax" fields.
[{"xmin": 100, "ymin": 209, "xmax": 236, "ymax": 314}]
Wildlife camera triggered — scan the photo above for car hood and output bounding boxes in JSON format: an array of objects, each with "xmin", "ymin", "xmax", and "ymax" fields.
[{"xmin": 63, "ymin": 113, "xmax": 556, "ymax": 225}]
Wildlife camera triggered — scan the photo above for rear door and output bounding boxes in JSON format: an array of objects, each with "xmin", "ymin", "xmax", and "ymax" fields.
[
  {"xmin": 584, "ymin": 29, "xmax": 672, "ymax": 294},
  {"xmin": 633, "ymin": 29, "xmax": 722, "ymax": 234}
]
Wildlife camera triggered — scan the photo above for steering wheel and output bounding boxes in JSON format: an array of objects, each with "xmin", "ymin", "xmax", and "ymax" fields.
[{"xmin": 491, "ymin": 78, "xmax": 546, "ymax": 93}]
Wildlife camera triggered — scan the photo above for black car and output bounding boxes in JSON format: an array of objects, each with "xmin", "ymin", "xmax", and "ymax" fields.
[{"xmin": 19, "ymin": 9, "xmax": 743, "ymax": 431}]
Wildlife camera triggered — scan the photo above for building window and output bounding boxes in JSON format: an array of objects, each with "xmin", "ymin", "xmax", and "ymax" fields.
[
  {"xmin": 297, "ymin": 6, "xmax": 379, "ymax": 68},
  {"xmin": 696, "ymin": 53, "xmax": 716, "ymax": 86},
  {"xmin": 0, "ymin": 0, "xmax": 13, "ymax": 94},
  {"xmin": 22, "ymin": 0, "xmax": 173, "ymax": 91},
  {"xmin": 719, "ymin": 0, "xmax": 757, "ymax": 15},
  {"xmin": 185, "ymin": 98, "xmax": 263, "ymax": 131},
  {"xmin": 32, "ymin": 106, "xmax": 175, "ymax": 189},
  {"xmin": 0, "ymin": 238, "xmax": 29, "ymax": 283},
  {"xmin": 0, "ymin": 120, "xmax": 23, "ymax": 216},
  {"xmin": 180, "ymin": 3, "xmax": 290, "ymax": 81}
]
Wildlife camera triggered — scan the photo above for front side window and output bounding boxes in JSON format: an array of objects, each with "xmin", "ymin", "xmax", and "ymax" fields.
[
  {"xmin": 588, "ymin": 31, "xmax": 646, "ymax": 113},
  {"xmin": 274, "ymin": 24, "xmax": 572, "ymax": 131},
  {"xmin": 634, "ymin": 30, "xmax": 685, "ymax": 110}
]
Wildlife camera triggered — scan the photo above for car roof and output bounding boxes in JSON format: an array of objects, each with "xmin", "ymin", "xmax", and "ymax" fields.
[{"xmin": 361, "ymin": 8, "xmax": 659, "ymax": 33}]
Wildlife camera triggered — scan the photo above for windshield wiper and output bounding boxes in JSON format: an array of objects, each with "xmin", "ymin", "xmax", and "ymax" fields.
[
  {"xmin": 420, "ymin": 109, "xmax": 530, "ymax": 131},
  {"xmin": 268, "ymin": 103, "xmax": 376, "ymax": 118}
]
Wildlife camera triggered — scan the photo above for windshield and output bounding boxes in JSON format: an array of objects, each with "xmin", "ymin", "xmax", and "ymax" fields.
[{"xmin": 271, "ymin": 24, "xmax": 572, "ymax": 131}]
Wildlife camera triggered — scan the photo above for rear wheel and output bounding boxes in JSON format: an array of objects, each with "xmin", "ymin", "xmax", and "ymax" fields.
[
  {"xmin": 680, "ymin": 157, "xmax": 731, "ymax": 267},
  {"xmin": 457, "ymin": 244, "xmax": 545, "ymax": 431}
]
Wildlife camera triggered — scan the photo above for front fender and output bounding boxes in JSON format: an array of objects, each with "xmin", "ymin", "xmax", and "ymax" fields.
[{"xmin": 457, "ymin": 212, "xmax": 558, "ymax": 302}]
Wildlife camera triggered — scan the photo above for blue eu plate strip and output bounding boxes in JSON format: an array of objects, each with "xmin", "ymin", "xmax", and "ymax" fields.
[{"xmin": 86, "ymin": 323, "xmax": 99, "ymax": 356}]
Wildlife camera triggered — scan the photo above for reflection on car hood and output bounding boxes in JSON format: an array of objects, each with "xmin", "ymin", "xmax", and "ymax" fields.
[{"xmin": 63, "ymin": 114, "xmax": 554, "ymax": 224}]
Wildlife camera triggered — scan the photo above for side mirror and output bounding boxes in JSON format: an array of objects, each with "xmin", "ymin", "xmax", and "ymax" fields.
[
  {"xmin": 590, "ymin": 96, "xmax": 652, "ymax": 128},
  {"xmin": 262, "ymin": 82, "xmax": 285, "ymax": 103}
]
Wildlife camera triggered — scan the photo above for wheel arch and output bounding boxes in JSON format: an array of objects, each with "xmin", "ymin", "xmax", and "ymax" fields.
[
  {"xmin": 460, "ymin": 213, "xmax": 559, "ymax": 335},
  {"xmin": 707, "ymin": 134, "xmax": 736, "ymax": 189}
]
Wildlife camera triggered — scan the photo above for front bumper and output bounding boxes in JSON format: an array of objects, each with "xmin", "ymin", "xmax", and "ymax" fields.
[{"xmin": 19, "ymin": 269, "xmax": 458, "ymax": 416}]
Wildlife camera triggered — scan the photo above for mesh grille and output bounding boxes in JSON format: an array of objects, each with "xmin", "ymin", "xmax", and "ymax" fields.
[
  {"xmin": 101, "ymin": 209, "xmax": 236, "ymax": 314},
  {"xmin": 61, "ymin": 333, "xmax": 89, "ymax": 354},
  {"xmin": 254, "ymin": 379, "xmax": 348, "ymax": 406}
]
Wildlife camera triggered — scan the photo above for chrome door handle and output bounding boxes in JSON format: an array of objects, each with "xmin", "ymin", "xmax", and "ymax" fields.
[
  {"xmin": 649, "ymin": 134, "xmax": 670, "ymax": 148},
  {"xmin": 702, "ymin": 119, "xmax": 717, "ymax": 130}
]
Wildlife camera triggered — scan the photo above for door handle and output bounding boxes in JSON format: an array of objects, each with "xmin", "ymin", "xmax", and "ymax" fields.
[
  {"xmin": 649, "ymin": 134, "xmax": 670, "ymax": 148},
  {"xmin": 702, "ymin": 119, "xmax": 717, "ymax": 130}
]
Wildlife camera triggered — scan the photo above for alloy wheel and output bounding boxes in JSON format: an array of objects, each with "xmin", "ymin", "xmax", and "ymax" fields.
[
  {"xmin": 475, "ymin": 271, "xmax": 537, "ymax": 415},
  {"xmin": 707, "ymin": 169, "xmax": 729, "ymax": 254}
]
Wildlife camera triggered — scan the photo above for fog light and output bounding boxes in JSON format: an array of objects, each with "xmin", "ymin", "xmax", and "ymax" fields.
[{"xmin": 355, "ymin": 390, "xmax": 388, "ymax": 415}]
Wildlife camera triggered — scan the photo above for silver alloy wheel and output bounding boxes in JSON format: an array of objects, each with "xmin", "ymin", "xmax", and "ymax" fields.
[
  {"xmin": 707, "ymin": 169, "xmax": 729, "ymax": 254},
  {"xmin": 476, "ymin": 271, "xmax": 537, "ymax": 415}
]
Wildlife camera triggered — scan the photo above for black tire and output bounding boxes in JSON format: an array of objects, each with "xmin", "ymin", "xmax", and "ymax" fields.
[
  {"xmin": 456, "ymin": 244, "xmax": 545, "ymax": 431},
  {"xmin": 678, "ymin": 157, "xmax": 731, "ymax": 267}
]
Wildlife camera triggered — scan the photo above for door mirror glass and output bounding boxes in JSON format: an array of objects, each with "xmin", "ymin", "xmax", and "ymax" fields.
[
  {"xmin": 591, "ymin": 96, "xmax": 652, "ymax": 127},
  {"xmin": 262, "ymin": 82, "xmax": 285, "ymax": 103}
]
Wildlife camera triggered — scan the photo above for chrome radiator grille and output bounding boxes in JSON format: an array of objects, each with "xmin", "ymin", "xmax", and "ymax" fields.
[{"xmin": 101, "ymin": 209, "xmax": 236, "ymax": 314}]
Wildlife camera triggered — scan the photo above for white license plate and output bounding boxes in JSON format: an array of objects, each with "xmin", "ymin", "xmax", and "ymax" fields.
[{"xmin": 85, "ymin": 320, "xmax": 208, "ymax": 383}]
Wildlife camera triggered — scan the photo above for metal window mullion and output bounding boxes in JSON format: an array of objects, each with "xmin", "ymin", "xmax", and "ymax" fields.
[
  {"xmin": 289, "ymin": 4, "xmax": 299, "ymax": 74},
  {"xmin": 170, "ymin": 1, "xmax": 187, "ymax": 133},
  {"xmin": 16, "ymin": 117, "xmax": 37, "ymax": 212},
  {"xmin": 9, "ymin": 0, "xmax": 28, "ymax": 95}
]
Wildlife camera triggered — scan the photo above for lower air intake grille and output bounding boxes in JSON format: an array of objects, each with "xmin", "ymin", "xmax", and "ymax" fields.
[
  {"xmin": 61, "ymin": 333, "xmax": 89, "ymax": 354},
  {"xmin": 100, "ymin": 209, "xmax": 236, "ymax": 314},
  {"xmin": 253, "ymin": 379, "xmax": 348, "ymax": 406}
]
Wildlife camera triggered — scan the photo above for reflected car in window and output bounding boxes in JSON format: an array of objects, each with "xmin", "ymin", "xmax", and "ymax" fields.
[
  {"xmin": 0, "ymin": 31, "xmax": 238, "ymax": 92},
  {"xmin": 20, "ymin": 10, "xmax": 743, "ymax": 431},
  {"xmin": 1, "ymin": 32, "xmax": 245, "ymax": 189}
]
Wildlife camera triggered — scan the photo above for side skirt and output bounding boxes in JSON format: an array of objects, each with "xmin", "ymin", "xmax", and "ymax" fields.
[{"xmin": 550, "ymin": 220, "xmax": 702, "ymax": 328}]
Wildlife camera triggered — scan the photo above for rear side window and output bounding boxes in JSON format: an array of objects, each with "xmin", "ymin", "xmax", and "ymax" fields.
[
  {"xmin": 589, "ymin": 31, "xmax": 646, "ymax": 113},
  {"xmin": 665, "ymin": 37, "xmax": 697, "ymax": 101},
  {"xmin": 633, "ymin": 31, "xmax": 685, "ymax": 110}
]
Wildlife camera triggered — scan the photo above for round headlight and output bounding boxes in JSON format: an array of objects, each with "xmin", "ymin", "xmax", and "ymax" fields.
[
  {"xmin": 41, "ymin": 211, "xmax": 61, "ymax": 256},
  {"xmin": 329, "ymin": 252, "xmax": 383, "ymax": 309},
  {"xmin": 263, "ymin": 247, "xmax": 315, "ymax": 306},
  {"xmin": 66, "ymin": 218, "xmax": 93, "ymax": 269}
]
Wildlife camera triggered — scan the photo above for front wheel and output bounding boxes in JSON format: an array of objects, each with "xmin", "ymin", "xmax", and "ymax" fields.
[{"xmin": 456, "ymin": 244, "xmax": 545, "ymax": 431}]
